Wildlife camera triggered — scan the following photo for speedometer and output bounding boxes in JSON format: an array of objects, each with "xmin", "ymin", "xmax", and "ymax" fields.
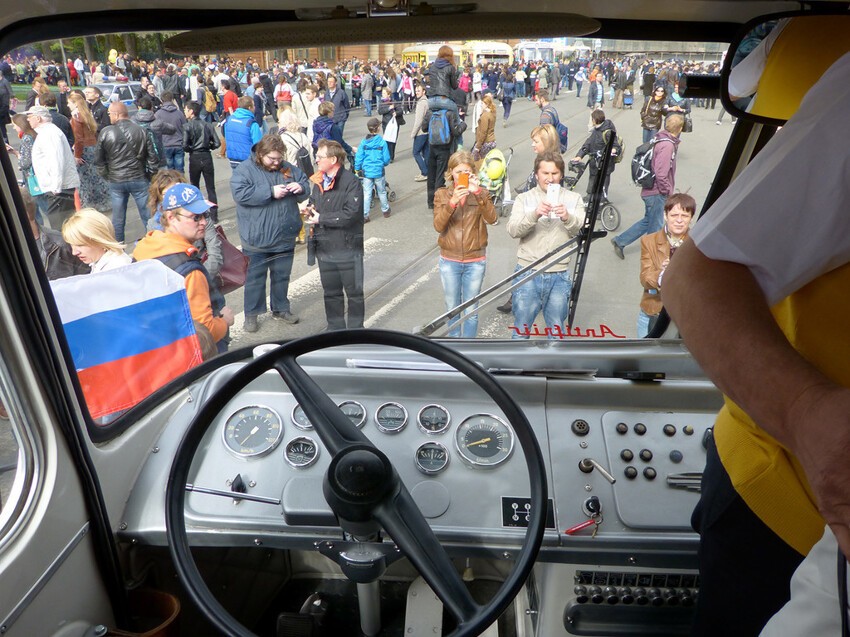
[
  {"xmin": 375, "ymin": 402, "xmax": 408, "ymax": 433},
  {"xmin": 417, "ymin": 404, "xmax": 450, "ymax": 434},
  {"xmin": 455, "ymin": 414, "xmax": 514, "ymax": 467},
  {"xmin": 222, "ymin": 406, "xmax": 283, "ymax": 457}
]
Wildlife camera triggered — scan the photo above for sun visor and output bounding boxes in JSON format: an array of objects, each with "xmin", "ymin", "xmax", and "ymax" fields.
[{"xmin": 164, "ymin": 12, "xmax": 600, "ymax": 54}]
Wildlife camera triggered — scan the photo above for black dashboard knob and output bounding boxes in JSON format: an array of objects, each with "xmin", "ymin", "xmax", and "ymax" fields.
[
  {"xmin": 633, "ymin": 423, "xmax": 647, "ymax": 435},
  {"xmin": 643, "ymin": 467, "xmax": 657, "ymax": 480},
  {"xmin": 634, "ymin": 587, "xmax": 648, "ymax": 605},
  {"xmin": 679, "ymin": 589, "xmax": 694, "ymax": 607},
  {"xmin": 648, "ymin": 587, "xmax": 663, "ymax": 607},
  {"xmin": 663, "ymin": 424, "xmax": 676, "ymax": 436},
  {"xmin": 624, "ymin": 466, "xmax": 638, "ymax": 480},
  {"xmin": 620, "ymin": 449, "xmax": 634, "ymax": 462},
  {"xmin": 616, "ymin": 422, "xmax": 628, "ymax": 434},
  {"xmin": 604, "ymin": 586, "xmax": 619, "ymax": 604},
  {"xmin": 619, "ymin": 587, "xmax": 634, "ymax": 604},
  {"xmin": 589, "ymin": 586, "xmax": 604, "ymax": 604},
  {"xmin": 574, "ymin": 585, "xmax": 589, "ymax": 604},
  {"xmin": 663, "ymin": 588, "xmax": 680, "ymax": 606},
  {"xmin": 639, "ymin": 449, "xmax": 653, "ymax": 462}
]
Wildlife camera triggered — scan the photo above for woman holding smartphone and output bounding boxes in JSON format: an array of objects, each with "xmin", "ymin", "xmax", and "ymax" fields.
[{"xmin": 432, "ymin": 150, "xmax": 497, "ymax": 338}]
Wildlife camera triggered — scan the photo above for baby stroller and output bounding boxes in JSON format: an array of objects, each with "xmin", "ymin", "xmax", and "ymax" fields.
[
  {"xmin": 477, "ymin": 147, "xmax": 514, "ymax": 217},
  {"xmin": 358, "ymin": 175, "xmax": 397, "ymax": 210},
  {"xmin": 623, "ymin": 89, "xmax": 634, "ymax": 109}
]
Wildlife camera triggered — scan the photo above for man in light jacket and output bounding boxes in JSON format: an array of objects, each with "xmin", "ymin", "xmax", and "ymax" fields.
[{"xmin": 26, "ymin": 106, "xmax": 80, "ymax": 229}]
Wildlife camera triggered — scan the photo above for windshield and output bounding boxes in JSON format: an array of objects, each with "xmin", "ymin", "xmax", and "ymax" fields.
[{"xmin": 5, "ymin": 32, "xmax": 730, "ymax": 425}]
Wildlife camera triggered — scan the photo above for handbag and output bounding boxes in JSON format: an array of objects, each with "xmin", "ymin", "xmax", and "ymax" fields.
[
  {"xmin": 214, "ymin": 225, "xmax": 249, "ymax": 295},
  {"xmin": 26, "ymin": 173, "xmax": 42, "ymax": 196},
  {"xmin": 395, "ymin": 111, "xmax": 405, "ymax": 126}
]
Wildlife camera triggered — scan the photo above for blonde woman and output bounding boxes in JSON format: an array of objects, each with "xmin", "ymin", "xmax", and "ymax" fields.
[
  {"xmin": 62, "ymin": 208, "xmax": 132, "ymax": 273},
  {"xmin": 473, "ymin": 93, "xmax": 496, "ymax": 164},
  {"xmin": 68, "ymin": 91, "xmax": 110, "ymax": 212}
]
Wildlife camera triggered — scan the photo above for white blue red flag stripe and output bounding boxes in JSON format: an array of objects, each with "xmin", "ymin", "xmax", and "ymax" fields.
[{"xmin": 51, "ymin": 260, "xmax": 202, "ymax": 419}]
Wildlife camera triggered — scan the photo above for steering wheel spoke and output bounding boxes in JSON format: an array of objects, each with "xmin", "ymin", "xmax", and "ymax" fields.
[
  {"xmin": 273, "ymin": 356, "xmax": 370, "ymax": 455},
  {"xmin": 376, "ymin": 486, "xmax": 480, "ymax": 624}
]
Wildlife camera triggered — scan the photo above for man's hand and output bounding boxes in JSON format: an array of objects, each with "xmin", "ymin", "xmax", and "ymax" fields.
[
  {"xmin": 283, "ymin": 182, "xmax": 303, "ymax": 195},
  {"xmin": 535, "ymin": 201, "xmax": 552, "ymax": 218},
  {"xmin": 550, "ymin": 203, "xmax": 569, "ymax": 221},
  {"xmin": 272, "ymin": 184, "xmax": 287, "ymax": 199},
  {"xmin": 221, "ymin": 306, "xmax": 235, "ymax": 327}
]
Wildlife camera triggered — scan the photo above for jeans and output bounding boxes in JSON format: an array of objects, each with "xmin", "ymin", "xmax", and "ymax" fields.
[
  {"xmin": 637, "ymin": 309, "xmax": 659, "ymax": 338},
  {"xmin": 363, "ymin": 175, "xmax": 389, "ymax": 215},
  {"xmin": 642, "ymin": 127, "xmax": 659, "ymax": 144},
  {"xmin": 164, "ymin": 147, "xmax": 185, "ymax": 172},
  {"xmin": 511, "ymin": 265, "xmax": 572, "ymax": 339},
  {"xmin": 412, "ymin": 135, "xmax": 429, "ymax": 176},
  {"xmin": 336, "ymin": 119, "xmax": 346, "ymax": 137},
  {"xmin": 614, "ymin": 194, "xmax": 666, "ymax": 250},
  {"xmin": 318, "ymin": 255, "xmax": 364, "ymax": 330},
  {"xmin": 516, "ymin": 82, "xmax": 525, "ymax": 97},
  {"xmin": 502, "ymin": 98, "xmax": 513, "ymax": 121},
  {"xmin": 427, "ymin": 145, "xmax": 451, "ymax": 207},
  {"xmin": 575, "ymin": 81, "xmax": 583, "ymax": 98},
  {"xmin": 439, "ymin": 257, "xmax": 486, "ymax": 338},
  {"xmin": 364, "ymin": 98, "xmax": 372, "ymax": 116},
  {"xmin": 242, "ymin": 244, "xmax": 296, "ymax": 316},
  {"xmin": 110, "ymin": 179, "xmax": 150, "ymax": 243}
]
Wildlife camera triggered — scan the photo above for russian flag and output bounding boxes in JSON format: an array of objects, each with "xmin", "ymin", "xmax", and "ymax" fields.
[{"xmin": 51, "ymin": 260, "xmax": 203, "ymax": 420}]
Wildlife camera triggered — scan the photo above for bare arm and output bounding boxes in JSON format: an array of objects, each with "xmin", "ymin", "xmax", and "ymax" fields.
[{"xmin": 663, "ymin": 241, "xmax": 850, "ymax": 557}]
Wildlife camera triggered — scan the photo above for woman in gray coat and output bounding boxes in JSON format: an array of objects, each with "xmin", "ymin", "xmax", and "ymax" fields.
[{"xmin": 361, "ymin": 65, "xmax": 374, "ymax": 117}]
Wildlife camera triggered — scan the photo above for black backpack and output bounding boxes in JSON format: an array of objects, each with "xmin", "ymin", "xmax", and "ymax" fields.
[
  {"xmin": 631, "ymin": 137, "xmax": 674, "ymax": 188},
  {"xmin": 283, "ymin": 133, "xmax": 313, "ymax": 177}
]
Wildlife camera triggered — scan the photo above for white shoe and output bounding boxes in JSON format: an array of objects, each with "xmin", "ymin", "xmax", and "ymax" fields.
[
  {"xmin": 715, "ymin": 121, "xmax": 721, "ymax": 125},
  {"xmin": 414, "ymin": 174, "xmax": 427, "ymax": 182}
]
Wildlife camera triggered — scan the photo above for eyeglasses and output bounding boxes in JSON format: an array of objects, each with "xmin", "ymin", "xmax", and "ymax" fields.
[
  {"xmin": 264, "ymin": 155, "xmax": 283, "ymax": 163},
  {"xmin": 315, "ymin": 154, "xmax": 329, "ymax": 160},
  {"xmin": 175, "ymin": 212, "xmax": 210, "ymax": 222}
]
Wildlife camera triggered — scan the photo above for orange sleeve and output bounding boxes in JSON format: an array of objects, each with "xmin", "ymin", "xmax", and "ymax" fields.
[{"xmin": 184, "ymin": 270, "xmax": 227, "ymax": 342}]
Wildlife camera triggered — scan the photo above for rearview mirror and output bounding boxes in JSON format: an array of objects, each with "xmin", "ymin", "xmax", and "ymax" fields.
[{"xmin": 721, "ymin": 10, "xmax": 850, "ymax": 125}]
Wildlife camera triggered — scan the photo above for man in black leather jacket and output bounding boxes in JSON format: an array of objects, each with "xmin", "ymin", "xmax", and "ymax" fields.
[
  {"xmin": 183, "ymin": 101, "xmax": 221, "ymax": 220},
  {"xmin": 306, "ymin": 139, "xmax": 365, "ymax": 330},
  {"xmin": 94, "ymin": 101, "xmax": 159, "ymax": 243}
]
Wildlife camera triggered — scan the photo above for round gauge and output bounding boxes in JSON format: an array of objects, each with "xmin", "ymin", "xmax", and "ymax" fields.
[
  {"xmin": 417, "ymin": 404, "xmax": 451, "ymax": 434},
  {"xmin": 415, "ymin": 442, "xmax": 450, "ymax": 475},
  {"xmin": 284, "ymin": 436, "xmax": 319, "ymax": 468},
  {"xmin": 338, "ymin": 400, "xmax": 366, "ymax": 428},
  {"xmin": 375, "ymin": 402, "xmax": 408, "ymax": 433},
  {"xmin": 291, "ymin": 404, "xmax": 313, "ymax": 430},
  {"xmin": 222, "ymin": 406, "xmax": 283, "ymax": 457},
  {"xmin": 455, "ymin": 414, "xmax": 514, "ymax": 468}
]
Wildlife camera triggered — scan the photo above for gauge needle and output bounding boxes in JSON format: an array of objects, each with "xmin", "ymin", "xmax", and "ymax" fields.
[
  {"xmin": 468, "ymin": 437, "xmax": 492, "ymax": 447},
  {"xmin": 240, "ymin": 426, "xmax": 260, "ymax": 444}
]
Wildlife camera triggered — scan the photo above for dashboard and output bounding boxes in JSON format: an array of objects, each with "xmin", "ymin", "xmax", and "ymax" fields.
[{"xmin": 119, "ymin": 341, "xmax": 724, "ymax": 635}]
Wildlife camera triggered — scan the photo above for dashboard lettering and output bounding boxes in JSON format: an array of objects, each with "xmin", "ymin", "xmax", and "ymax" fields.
[{"xmin": 509, "ymin": 324, "xmax": 626, "ymax": 339}]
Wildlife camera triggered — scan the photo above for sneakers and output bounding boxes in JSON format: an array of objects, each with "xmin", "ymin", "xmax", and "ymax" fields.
[
  {"xmin": 414, "ymin": 174, "xmax": 427, "ymax": 182},
  {"xmin": 244, "ymin": 315, "xmax": 259, "ymax": 333},
  {"xmin": 272, "ymin": 311, "xmax": 300, "ymax": 325},
  {"xmin": 382, "ymin": 208, "xmax": 391, "ymax": 218},
  {"xmin": 715, "ymin": 121, "xmax": 721, "ymax": 125},
  {"xmin": 611, "ymin": 238, "xmax": 625, "ymax": 260}
]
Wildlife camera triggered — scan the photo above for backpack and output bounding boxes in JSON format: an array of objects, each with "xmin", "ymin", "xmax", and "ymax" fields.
[
  {"xmin": 203, "ymin": 88, "xmax": 217, "ymax": 113},
  {"xmin": 154, "ymin": 253, "xmax": 225, "ymax": 315},
  {"xmin": 602, "ymin": 129, "xmax": 625, "ymax": 164},
  {"xmin": 427, "ymin": 109, "xmax": 452, "ymax": 146},
  {"xmin": 631, "ymin": 137, "xmax": 674, "ymax": 189},
  {"xmin": 284, "ymin": 132, "xmax": 313, "ymax": 177},
  {"xmin": 542, "ymin": 106, "xmax": 568, "ymax": 153}
]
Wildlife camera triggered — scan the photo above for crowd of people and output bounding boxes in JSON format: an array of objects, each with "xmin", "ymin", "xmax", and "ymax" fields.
[{"xmin": 4, "ymin": 42, "xmax": 717, "ymax": 348}]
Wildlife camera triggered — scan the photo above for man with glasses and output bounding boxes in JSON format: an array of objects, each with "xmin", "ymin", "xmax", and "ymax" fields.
[
  {"xmin": 231, "ymin": 135, "xmax": 310, "ymax": 334},
  {"xmin": 24, "ymin": 106, "xmax": 80, "ymax": 229},
  {"xmin": 305, "ymin": 139, "xmax": 364, "ymax": 330},
  {"xmin": 94, "ymin": 102, "xmax": 159, "ymax": 243}
]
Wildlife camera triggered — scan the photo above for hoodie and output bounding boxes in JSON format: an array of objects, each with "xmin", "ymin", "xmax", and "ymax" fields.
[
  {"xmin": 154, "ymin": 102, "xmax": 187, "ymax": 148},
  {"xmin": 133, "ymin": 108, "xmax": 176, "ymax": 166},
  {"xmin": 353, "ymin": 133, "xmax": 390, "ymax": 179},
  {"xmin": 311, "ymin": 115, "xmax": 352, "ymax": 154},
  {"xmin": 133, "ymin": 230, "xmax": 228, "ymax": 342}
]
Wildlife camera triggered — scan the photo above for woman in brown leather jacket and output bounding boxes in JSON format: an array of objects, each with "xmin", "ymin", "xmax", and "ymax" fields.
[
  {"xmin": 640, "ymin": 86, "xmax": 667, "ymax": 143},
  {"xmin": 473, "ymin": 93, "xmax": 497, "ymax": 164},
  {"xmin": 433, "ymin": 149, "xmax": 497, "ymax": 337}
]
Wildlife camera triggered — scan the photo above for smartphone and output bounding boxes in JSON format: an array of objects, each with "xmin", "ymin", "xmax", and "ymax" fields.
[
  {"xmin": 546, "ymin": 183, "xmax": 561, "ymax": 206},
  {"xmin": 457, "ymin": 172, "xmax": 469, "ymax": 188}
]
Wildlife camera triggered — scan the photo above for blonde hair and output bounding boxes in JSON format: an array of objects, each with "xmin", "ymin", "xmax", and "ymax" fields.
[
  {"xmin": 278, "ymin": 108, "xmax": 300, "ymax": 133},
  {"xmin": 61, "ymin": 209, "xmax": 125, "ymax": 254},
  {"xmin": 530, "ymin": 124, "xmax": 560, "ymax": 155},
  {"xmin": 482, "ymin": 93, "xmax": 496, "ymax": 112},
  {"xmin": 444, "ymin": 149, "xmax": 476, "ymax": 187},
  {"xmin": 68, "ymin": 92, "xmax": 97, "ymax": 136}
]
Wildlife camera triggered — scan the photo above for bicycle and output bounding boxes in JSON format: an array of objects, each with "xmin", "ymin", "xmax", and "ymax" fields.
[{"xmin": 563, "ymin": 159, "xmax": 621, "ymax": 232}]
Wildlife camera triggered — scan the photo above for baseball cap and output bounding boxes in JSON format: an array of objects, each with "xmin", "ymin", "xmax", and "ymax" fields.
[
  {"xmin": 161, "ymin": 184, "xmax": 210, "ymax": 215},
  {"xmin": 23, "ymin": 106, "xmax": 50, "ymax": 118}
]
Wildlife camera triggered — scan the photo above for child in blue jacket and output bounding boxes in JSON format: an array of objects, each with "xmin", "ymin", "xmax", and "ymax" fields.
[{"xmin": 354, "ymin": 118, "xmax": 391, "ymax": 220}]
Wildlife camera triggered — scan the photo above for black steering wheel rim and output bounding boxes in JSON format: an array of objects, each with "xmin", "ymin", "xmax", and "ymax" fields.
[{"xmin": 166, "ymin": 329, "xmax": 548, "ymax": 637}]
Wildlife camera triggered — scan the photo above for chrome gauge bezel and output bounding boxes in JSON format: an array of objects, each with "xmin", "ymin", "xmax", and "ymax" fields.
[
  {"xmin": 221, "ymin": 405, "xmax": 284, "ymax": 458},
  {"xmin": 414, "ymin": 441, "xmax": 450, "ymax": 475},
  {"xmin": 284, "ymin": 436, "xmax": 320, "ymax": 469},
  {"xmin": 338, "ymin": 400, "xmax": 367, "ymax": 428},
  {"xmin": 375, "ymin": 402, "xmax": 409, "ymax": 434},
  {"xmin": 291, "ymin": 404, "xmax": 313, "ymax": 430},
  {"xmin": 454, "ymin": 413, "xmax": 515, "ymax": 468},
  {"xmin": 417, "ymin": 404, "xmax": 451, "ymax": 435}
]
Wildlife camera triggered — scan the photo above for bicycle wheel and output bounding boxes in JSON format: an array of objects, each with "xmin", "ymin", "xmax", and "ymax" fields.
[{"xmin": 600, "ymin": 203, "xmax": 620, "ymax": 232}]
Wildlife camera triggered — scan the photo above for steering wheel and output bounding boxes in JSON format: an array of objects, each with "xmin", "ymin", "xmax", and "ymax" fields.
[{"xmin": 166, "ymin": 329, "xmax": 547, "ymax": 637}]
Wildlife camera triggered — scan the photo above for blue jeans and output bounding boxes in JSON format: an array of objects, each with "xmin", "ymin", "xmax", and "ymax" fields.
[
  {"xmin": 412, "ymin": 135, "xmax": 429, "ymax": 176},
  {"xmin": 109, "ymin": 179, "xmax": 150, "ymax": 243},
  {"xmin": 642, "ymin": 127, "xmax": 659, "ymax": 144},
  {"xmin": 439, "ymin": 257, "xmax": 486, "ymax": 338},
  {"xmin": 511, "ymin": 265, "xmax": 572, "ymax": 339},
  {"xmin": 363, "ymin": 175, "xmax": 389, "ymax": 215},
  {"xmin": 614, "ymin": 194, "xmax": 666, "ymax": 250},
  {"xmin": 575, "ymin": 81, "xmax": 583, "ymax": 98},
  {"xmin": 637, "ymin": 308, "xmax": 659, "ymax": 338},
  {"xmin": 364, "ymin": 98, "xmax": 373, "ymax": 116},
  {"xmin": 243, "ymin": 244, "xmax": 296, "ymax": 316},
  {"xmin": 164, "ymin": 147, "xmax": 184, "ymax": 171}
]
